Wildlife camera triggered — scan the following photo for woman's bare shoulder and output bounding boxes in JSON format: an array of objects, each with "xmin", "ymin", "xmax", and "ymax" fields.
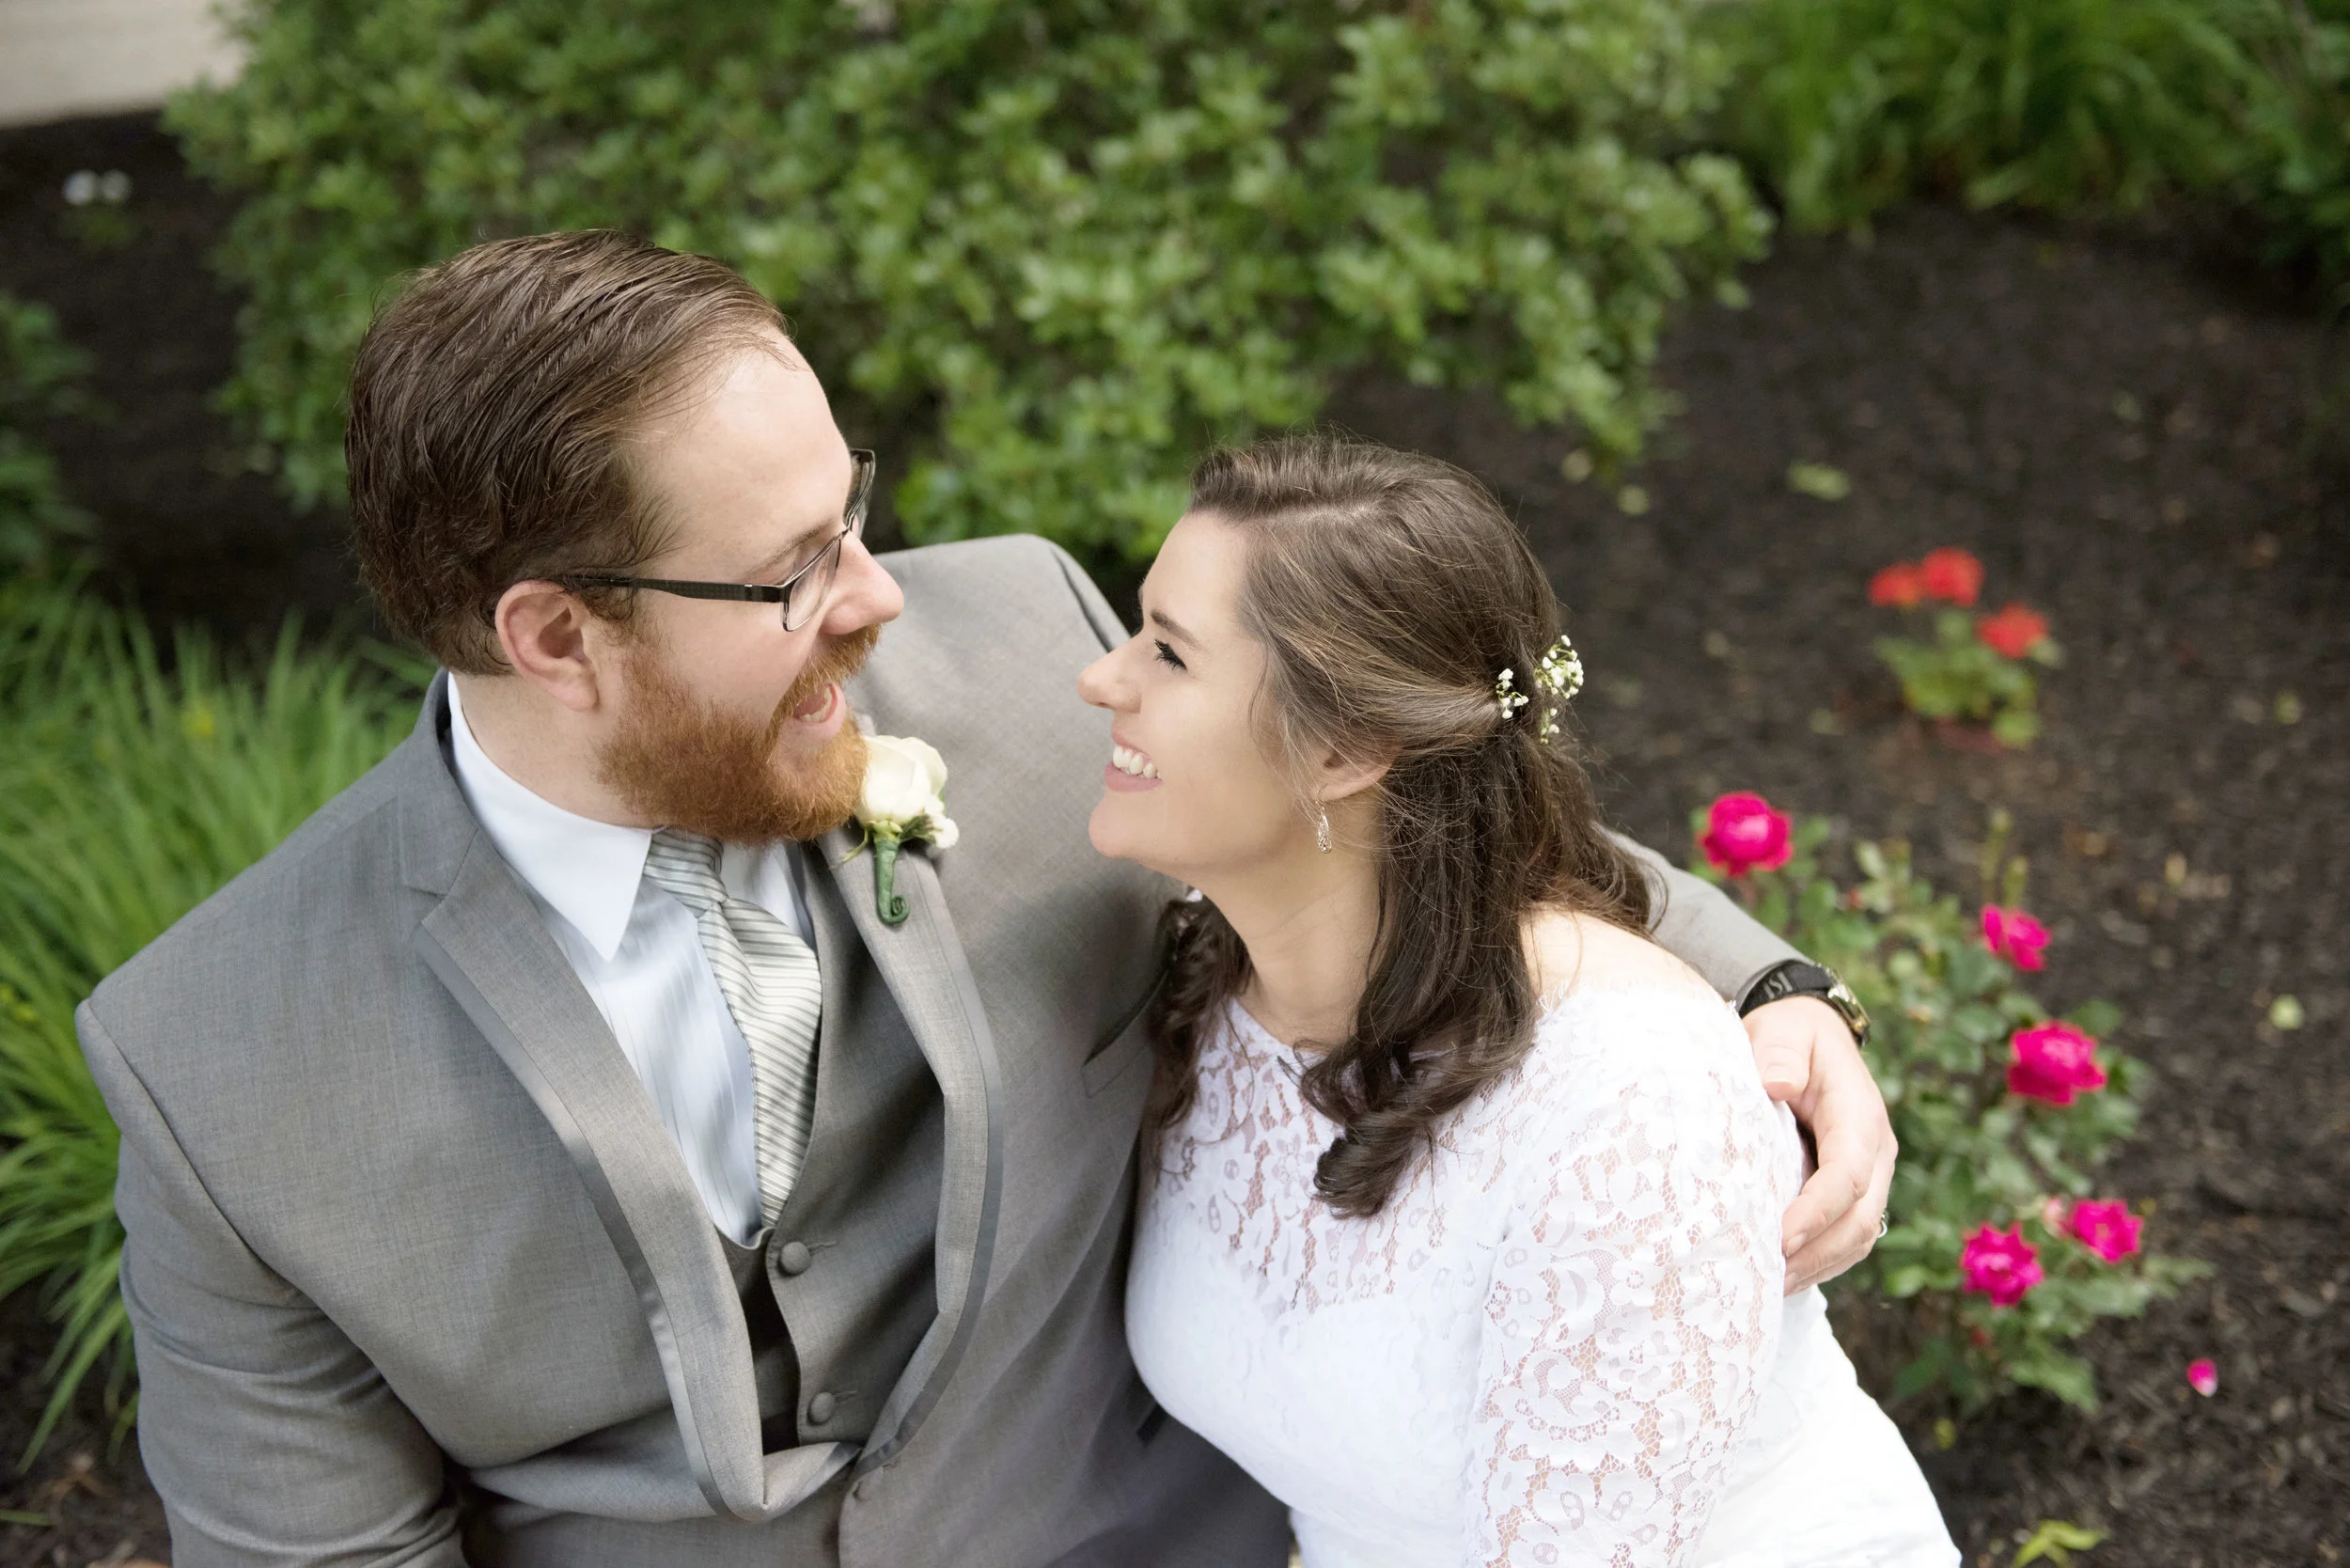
[{"xmin": 1524, "ymin": 905, "xmax": 1717, "ymax": 1008}]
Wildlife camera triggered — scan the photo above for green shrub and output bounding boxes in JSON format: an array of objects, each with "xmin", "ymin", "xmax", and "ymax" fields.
[
  {"xmin": 0, "ymin": 291, "xmax": 96, "ymax": 577},
  {"xmin": 1691, "ymin": 801, "xmax": 2205, "ymax": 1415},
  {"xmin": 2228, "ymin": 0, "xmax": 2350, "ymax": 286},
  {"xmin": 169, "ymin": 0, "xmax": 1770, "ymax": 564},
  {"xmin": 0, "ymin": 579, "xmax": 419, "ymax": 1460},
  {"xmin": 1708, "ymin": 0, "xmax": 2255, "ymax": 226}
]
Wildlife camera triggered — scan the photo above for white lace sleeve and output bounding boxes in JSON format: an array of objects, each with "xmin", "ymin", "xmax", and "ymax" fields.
[{"xmin": 1467, "ymin": 1001, "xmax": 1789, "ymax": 1567}]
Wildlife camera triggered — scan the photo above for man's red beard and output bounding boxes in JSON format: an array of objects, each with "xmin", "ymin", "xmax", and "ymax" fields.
[{"xmin": 596, "ymin": 625, "xmax": 879, "ymax": 845}]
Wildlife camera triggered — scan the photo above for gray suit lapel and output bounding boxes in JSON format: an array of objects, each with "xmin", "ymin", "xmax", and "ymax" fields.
[
  {"xmin": 400, "ymin": 677, "xmax": 842, "ymax": 1522},
  {"xmin": 817, "ymin": 824, "xmax": 1004, "ymax": 1472}
]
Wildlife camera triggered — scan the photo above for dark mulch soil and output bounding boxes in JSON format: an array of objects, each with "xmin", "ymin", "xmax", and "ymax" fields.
[
  {"xmin": 5, "ymin": 109, "xmax": 2345, "ymax": 1566},
  {"xmin": 0, "ymin": 113, "xmax": 368, "ymax": 643}
]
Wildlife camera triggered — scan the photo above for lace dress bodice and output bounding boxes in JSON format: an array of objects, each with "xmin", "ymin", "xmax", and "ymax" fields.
[{"xmin": 1126, "ymin": 980, "xmax": 1804, "ymax": 1568}]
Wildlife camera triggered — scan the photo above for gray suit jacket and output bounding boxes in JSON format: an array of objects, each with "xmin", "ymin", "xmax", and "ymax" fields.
[{"xmin": 81, "ymin": 535, "xmax": 1797, "ymax": 1566}]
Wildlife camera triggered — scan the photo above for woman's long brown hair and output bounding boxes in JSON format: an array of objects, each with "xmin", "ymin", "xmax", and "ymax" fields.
[{"xmin": 1147, "ymin": 432, "xmax": 1654, "ymax": 1218}]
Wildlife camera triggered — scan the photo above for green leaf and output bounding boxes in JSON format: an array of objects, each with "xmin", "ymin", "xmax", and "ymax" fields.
[
  {"xmin": 2013, "ymin": 1518, "xmax": 2109, "ymax": 1567},
  {"xmin": 2009, "ymin": 1345, "xmax": 2100, "ymax": 1412},
  {"xmin": 1787, "ymin": 460, "xmax": 1852, "ymax": 499}
]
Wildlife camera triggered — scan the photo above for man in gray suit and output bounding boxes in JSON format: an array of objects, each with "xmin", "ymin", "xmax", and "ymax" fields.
[{"xmin": 80, "ymin": 232, "xmax": 1895, "ymax": 1565}]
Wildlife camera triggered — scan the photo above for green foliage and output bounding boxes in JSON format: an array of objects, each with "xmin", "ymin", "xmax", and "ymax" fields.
[
  {"xmin": 1875, "ymin": 607, "xmax": 2059, "ymax": 747},
  {"xmin": 1710, "ymin": 0, "xmax": 2350, "ymax": 283},
  {"xmin": 168, "ymin": 0, "xmax": 1770, "ymax": 562},
  {"xmin": 2227, "ymin": 1, "xmax": 2350, "ymax": 286},
  {"xmin": 0, "ymin": 578, "xmax": 419, "ymax": 1461},
  {"xmin": 2014, "ymin": 1518, "xmax": 2109, "ymax": 1567},
  {"xmin": 1712, "ymin": 0, "xmax": 2260, "ymax": 228},
  {"xmin": 1691, "ymin": 809, "xmax": 2205, "ymax": 1415},
  {"xmin": 0, "ymin": 292, "xmax": 96, "ymax": 578}
]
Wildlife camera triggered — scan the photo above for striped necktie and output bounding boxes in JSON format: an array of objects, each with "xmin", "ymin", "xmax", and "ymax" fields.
[{"xmin": 642, "ymin": 828, "xmax": 821, "ymax": 1231}]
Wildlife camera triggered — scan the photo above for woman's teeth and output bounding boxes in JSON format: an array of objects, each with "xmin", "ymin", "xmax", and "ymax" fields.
[{"xmin": 1112, "ymin": 744, "xmax": 1159, "ymax": 780}]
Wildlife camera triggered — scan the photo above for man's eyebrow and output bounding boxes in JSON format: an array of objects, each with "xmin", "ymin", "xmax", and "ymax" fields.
[{"xmin": 1148, "ymin": 608, "xmax": 1200, "ymax": 647}]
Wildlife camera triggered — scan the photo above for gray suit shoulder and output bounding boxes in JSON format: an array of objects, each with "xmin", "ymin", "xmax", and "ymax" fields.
[
  {"xmin": 85, "ymin": 722, "xmax": 426, "ymax": 1046},
  {"xmin": 875, "ymin": 534, "xmax": 1130, "ymax": 657}
]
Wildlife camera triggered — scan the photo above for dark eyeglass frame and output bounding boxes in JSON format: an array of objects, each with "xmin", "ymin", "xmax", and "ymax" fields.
[{"xmin": 557, "ymin": 449, "xmax": 875, "ymax": 633}]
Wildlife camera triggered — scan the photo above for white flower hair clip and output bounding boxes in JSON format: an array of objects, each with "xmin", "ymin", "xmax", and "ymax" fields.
[
  {"xmin": 1493, "ymin": 666, "xmax": 1531, "ymax": 722},
  {"xmin": 1495, "ymin": 634, "xmax": 1585, "ymax": 744}
]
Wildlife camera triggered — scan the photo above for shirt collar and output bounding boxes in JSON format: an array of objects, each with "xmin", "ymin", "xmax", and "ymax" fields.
[{"xmin": 445, "ymin": 678, "xmax": 652, "ymax": 962}]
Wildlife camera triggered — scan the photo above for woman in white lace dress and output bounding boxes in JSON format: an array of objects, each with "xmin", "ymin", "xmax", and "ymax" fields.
[{"xmin": 1077, "ymin": 435, "xmax": 1956, "ymax": 1567}]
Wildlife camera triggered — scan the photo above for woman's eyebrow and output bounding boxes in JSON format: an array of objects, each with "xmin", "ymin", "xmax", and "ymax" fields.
[{"xmin": 1148, "ymin": 608, "xmax": 1200, "ymax": 648}]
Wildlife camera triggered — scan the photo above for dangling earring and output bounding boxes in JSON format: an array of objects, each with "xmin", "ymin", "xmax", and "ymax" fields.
[{"xmin": 1315, "ymin": 805, "xmax": 1332, "ymax": 855}]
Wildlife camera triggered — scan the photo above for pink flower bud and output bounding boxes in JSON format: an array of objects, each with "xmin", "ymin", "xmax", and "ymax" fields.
[
  {"xmin": 2041, "ymin": 1196, "xmax": 2071, "ymax": 1231},
  {"xmin": 1959, "ymin": 1224, "xmax": 2043, "ymax": 1307},
  {"xmin": 2065, "ymin": 1199, "xmax": 2141, "ymax": 1262},
  {"xmin": 2186, "ymin": 1358, "xmax": 2218, "ymax": 1397},
  {"xmin": 2007, "ymin": 1021, "xmax": 2107, "ymax": 1106},
  {"xmin": 1700, "ymin": 792, "xmax": 1793, "ymax": 878},
  {"xmin": 1980, "ymin": 905, "xmax": 2050, "ymax": 970}
]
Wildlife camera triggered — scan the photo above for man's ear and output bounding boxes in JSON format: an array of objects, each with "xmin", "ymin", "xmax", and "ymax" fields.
[{"xmin": 494, "ymin": 580, "xmax": 606, "ymax": 713}]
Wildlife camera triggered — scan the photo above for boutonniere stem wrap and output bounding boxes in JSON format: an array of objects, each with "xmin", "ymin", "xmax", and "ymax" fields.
[{"xmin": 854, "ymin": 733, "xmax": 958, "ymax": 926}]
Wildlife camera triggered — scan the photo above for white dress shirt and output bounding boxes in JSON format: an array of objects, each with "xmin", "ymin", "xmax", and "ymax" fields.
[{"xmin": 446, "ymin": 679, "xmax": 813, "ymax": 1245}]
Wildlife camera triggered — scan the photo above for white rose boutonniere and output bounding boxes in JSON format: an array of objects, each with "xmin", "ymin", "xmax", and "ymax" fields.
[{"xmin": 854, "ymin": 732, "xmax": 958, "ymax": 926}]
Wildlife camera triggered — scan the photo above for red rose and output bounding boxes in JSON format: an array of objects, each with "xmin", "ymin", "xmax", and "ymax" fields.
[
  {"xmin": 2008, "ymin": 1021, "xmax": 2107, "ymax": 1105},
  {"xmin": 1960, "ymin": 1224, "xmax": 2043, "ymax": 1307},
  {"xmin": 1976, "ymin": 603, "xmax": 2049, "ymax": 659},
  {"xmin": 1980, "ymin": 905, "xmax": 2050, "ymax": 971},
  {"xmin": 1700, "ymin": 792, "xmax": 1793, "ymax": 877},
  {"xmin": 1920, "ymin": 547, "xmax": 1985, "ymax": 606},
  {"xmin": 2066, "ymin": 1200, "xmax": 2141, "ymax": 1263},
  {"xmin": 1869, "ymin": 562, "xmax": 1927, "ymax": 608}
]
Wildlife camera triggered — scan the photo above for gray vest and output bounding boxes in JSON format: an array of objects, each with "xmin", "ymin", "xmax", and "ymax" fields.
[{"xmin": 720, "ymin": 862, "xmax": 946, "ymax": 1507}]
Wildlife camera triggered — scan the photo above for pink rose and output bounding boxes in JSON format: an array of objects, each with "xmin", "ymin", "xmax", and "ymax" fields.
[
  {"xmin": 1700, "ymin": 792, "xmax": 1793, "ymax": 878},
  {"xmin": 1980, "ymin": 905, "xmax": 2050, "ymax": 970},
  {"xmin": 1920, "ymin": 547, "xmax": 1985, "ymax": 607},
  {"xmin": 2066, "ymin": 1200, "xmax": 2141, "ymax": 1263},
  {"xmin": 2186, "ymin": 1358, "xmax": 2218, "ymax": 1397},
  {"xmin": 1960, "ymin": 1224, "xmax": 2043, "ymax": 1307},
  {"xmin": 1869, "ymin": 562, "xmax": 1927, "ymax": 608},
  {"xmin": 1976, "ymin": 603, "xmax": 2049, "ymax": 659},
  {"xmin": 2007, "ymin": 1021, "xmax": 2107, "ymax": 1105}
]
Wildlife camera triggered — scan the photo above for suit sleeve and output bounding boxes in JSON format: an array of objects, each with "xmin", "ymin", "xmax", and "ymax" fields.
[
  {"xmin": 81, "ymin": 1002, "xmax": 466, "ymax": 1568},
  {"xmin": 1606, "ymin": 830, "xmax": 1803, "ymax": 1003}
]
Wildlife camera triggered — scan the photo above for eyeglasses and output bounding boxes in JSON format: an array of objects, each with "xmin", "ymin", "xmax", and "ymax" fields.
[{"xmin": 558, "ymin": 449, "xmax": 875, "ymax": 633}]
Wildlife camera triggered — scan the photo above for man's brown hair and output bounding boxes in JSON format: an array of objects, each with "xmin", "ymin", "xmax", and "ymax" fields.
[{"xmin": 347, "ymin": 230, "xmax": 789, "ymax": 673}]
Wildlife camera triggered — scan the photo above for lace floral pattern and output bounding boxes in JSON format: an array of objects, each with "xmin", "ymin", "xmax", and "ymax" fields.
[{"xmin": 1128, "ymin": 980, "xmax": 1797, "ymax": 1568}]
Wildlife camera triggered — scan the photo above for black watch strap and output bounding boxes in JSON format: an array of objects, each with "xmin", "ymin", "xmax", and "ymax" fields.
[
  {"xmin": 1738, "ymin": 960, "xmax": 1836, "ymax": 1014},
  {"xmin": 1738, "ymin": 959, "xmax": 1871, "ymax": 1046}
]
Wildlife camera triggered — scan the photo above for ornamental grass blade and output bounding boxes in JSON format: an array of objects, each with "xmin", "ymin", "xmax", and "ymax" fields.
[{"xmin": 0, "ymin": 579, "xmax": 417, "ymax": 1463}]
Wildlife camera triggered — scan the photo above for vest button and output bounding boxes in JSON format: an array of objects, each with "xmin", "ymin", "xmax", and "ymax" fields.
[
  {"xmin": 807, "ymin": 1391, "xmax": 837, "ymax": 1424},
  {"xmin": 777, "ymin": 1240, "xmax": 812, "ymax": 1276}
]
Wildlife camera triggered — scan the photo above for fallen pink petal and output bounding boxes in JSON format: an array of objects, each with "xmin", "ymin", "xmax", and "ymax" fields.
[{"xmin": 2187, "ymin": 1358, "xmax": 2219, "ymax": 1397}]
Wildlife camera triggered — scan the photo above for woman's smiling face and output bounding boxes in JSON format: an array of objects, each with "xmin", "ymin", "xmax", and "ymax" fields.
[{"xmin": 1077, "ymin": 510, "xmax": 1311, "ymax": 884}]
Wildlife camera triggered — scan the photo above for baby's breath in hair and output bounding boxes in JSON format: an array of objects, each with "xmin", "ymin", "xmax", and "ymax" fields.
[{"xmin": 1496, "ymin": 635, "xmax": 1584, "ymax": 743}]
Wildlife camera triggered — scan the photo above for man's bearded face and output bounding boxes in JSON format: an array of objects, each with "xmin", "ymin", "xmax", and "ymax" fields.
[{"xmin": 596, "ymin": 624, "xmax": 879, "ymax": 844}]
